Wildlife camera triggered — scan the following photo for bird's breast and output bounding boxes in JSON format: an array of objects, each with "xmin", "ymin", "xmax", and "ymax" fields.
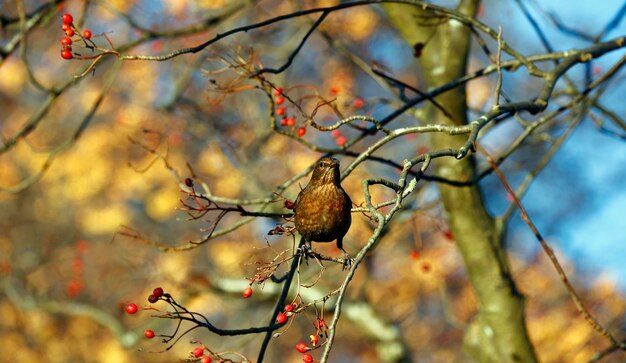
[{"xmin": 294, "ymin": 184, "xmax": 351, "ymax": 242}]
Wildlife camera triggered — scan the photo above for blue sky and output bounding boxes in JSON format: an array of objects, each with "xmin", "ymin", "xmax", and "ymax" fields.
[{"xmin": 480, "ymin": 0, "xmax": 626, "ymax": 290}]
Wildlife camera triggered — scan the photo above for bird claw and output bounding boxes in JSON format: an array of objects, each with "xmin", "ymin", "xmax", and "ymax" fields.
[
  {"xmin": 341, "ymin": 253, "xmax": 353, "ymax": 270},
  {"xmin": 298, "ymin": 243, "xmax": 316, "ymax": 264}
]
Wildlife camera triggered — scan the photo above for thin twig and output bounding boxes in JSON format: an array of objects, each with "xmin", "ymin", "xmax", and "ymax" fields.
[
  {"xmin": 476, "ymin": 143, "xmax": 623, "ymax": 349},
  {"xmin": 493, "ymin": 25, "xmax": 503, "ymax": 108}
]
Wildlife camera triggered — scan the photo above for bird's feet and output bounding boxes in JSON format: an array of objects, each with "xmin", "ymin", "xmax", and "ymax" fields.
[
  {"xmin": 340, "ymin": 251, "xmax": 353, "ymax": 270},
  {"xmin": 298, "ymin": 242, "xmax": 316, "ymax": 261}
]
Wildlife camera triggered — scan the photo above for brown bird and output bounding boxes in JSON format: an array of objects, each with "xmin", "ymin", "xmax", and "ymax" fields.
[{"xmin": 294, "ymin": 157, "xmax": 352, "ymax": 259}]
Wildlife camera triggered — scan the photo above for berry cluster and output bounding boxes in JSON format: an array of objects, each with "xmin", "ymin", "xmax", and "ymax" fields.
[
  {"xmin": 148, "ymin": 286, "xmax": 164, "ymax": 303},
  {"xmin": 330, "ymin": 128, "xmax": 347, "ymax": 147},
  {"xmin": 59, "ymin": 13, "xmax": 94, "ymax": 60},
  {"xmin": 125, "ymin": 288, "xmax": 223, "ymax": 362},
  {"xmin": 124, "ymin": 287, "xmax": 169, "ymax": 340},
  {"xmin": 66, "ymin": 240, "xmax": 89, "ymax": 297},
  {"xmin": 192, "ymin": 346, "xmax": 213, "ymax": 362},
  {"xmin": 289, "ymin": 309, "xmax": 324, "ymax": 362},
  {"xmin": 274, "ymin": 87, "xmax": 307, "ymax": 137},
  {"xmin": 296, "ymin": 342, "xmax": 314, "ymax": 362}
]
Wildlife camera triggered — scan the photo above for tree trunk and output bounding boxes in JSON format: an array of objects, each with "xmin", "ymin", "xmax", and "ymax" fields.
[{"xmin": 383, "ymin": 2, "xmax": 538, "ymax": 362}]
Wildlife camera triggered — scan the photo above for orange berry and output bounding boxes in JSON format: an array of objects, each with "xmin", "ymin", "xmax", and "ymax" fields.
[
  {"xmin": 125, "ymin": 303, "xmax": 138, "ymax": 314},
  {"xmin": 193, "ymin": 347, "xmax": 204, "ymax": 358},
  {"xmin": 353, "ymin": 98, "xmax": 365, "ymax": 109},
  {"xmin": 276, "ymin": 313, "xmax": 288, "ymax": 324},
  {"xmin": 61, "ymin": 14, "xmax": 73, "ymax": 25},
  {"xmin": 296, "ymin": 342, "xmax": 308, "ymax": 353}
]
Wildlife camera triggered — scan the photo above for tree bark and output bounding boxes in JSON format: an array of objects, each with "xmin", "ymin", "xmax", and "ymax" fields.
[{"xmin": 383, "ymin": 1, "xmax": 538, "ymax": 362}]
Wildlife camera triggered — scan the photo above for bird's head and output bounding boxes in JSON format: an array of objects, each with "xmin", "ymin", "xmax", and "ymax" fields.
[{"xmin": 309, "ymin": 157, "xmax": 341, "ymax": 186}]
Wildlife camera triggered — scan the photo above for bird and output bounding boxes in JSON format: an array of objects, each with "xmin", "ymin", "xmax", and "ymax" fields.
[{"xmin": 294, "ymin": 157, "xmax": 352, "ymax": 262}]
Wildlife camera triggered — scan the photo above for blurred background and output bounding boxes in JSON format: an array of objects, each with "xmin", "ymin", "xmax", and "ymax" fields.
[{"xmin": 0, "ymin": 0, "xmax": 625, "ymax": 362}]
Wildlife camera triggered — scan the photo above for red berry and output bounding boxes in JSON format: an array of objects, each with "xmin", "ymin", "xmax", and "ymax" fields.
[
  {"xmin": 296, "ymin": 342, "xmax": 308, "ymax": 353},
  {"xmin": 330, "ymin": 129, "xmax": 341, "ymax": 138},
  {"xmin": 285, "ymin": 117, "xmax": 295, "ymax": 127},
  {"xmin": 82, "ymin": 29, "xmax": 92, "ymax": 39},
  {"xmin": 61, "ymin": 37, "xmax": 72, "ymax": 46},
  {"xmin": 284, "ymin": 304, "xmax": 294, "ymax": 312},
  {"xmin": 62, "ymin": 14, "xmax": 73, "ymax": 25},
  {"xmin": 61, "ymin": 49, "xmax": 73, "ymax": 60},
  {"xmin": 276, "ymin": 313, "xmax": 288, "ymax": 324},
  {"xmin": 409, "ymin": 250, "xmax": 420, "ymax": 260},
  {"xmin": 296, "ymin": 127, "xmax": 306, "ymax": 137},
  {"xmin": 275, "ymin": 96, "xmax": 285, "ymax": 105},
  {"xmin": 280, "ymin": 118, "xmax": 289, "ymax": 126},
  {"xmin": 125, "ymin": 303, "xmax": 138, "ymax": 314},
  {"xmin": 309, "ymin": 334, "xmax": 319, "ymax": 346},
  {"xmin": 184, "ymin": 177, "xmax": 194, "ymax": 187},
  {"xmin": 302, "ymin": 353, "xmax": 313, "ymax": 362},
  {"xmin": 329, "ymin": 86, "xmax": 339, "ymax": 95},
  {"xmin": 284, "ymin": 200, "xmax": 295, "ymax": 210},
  {"xmin": 276, "ymin": 107, "xmax": 285, "ymax": 116},
  {"xmin": 201, "ymin": 357, "xmax": 212, "ymax": 363},
  {"xmin": 153, "ymin": 287, "xmax": 164, "ymax": 298},
  {"xmin": 242, "ymin": 287, "xmax": 253, "ymax": 298},
  {"xmin": 144, "ymin": 329, "xmax": 155, "ymax": 339},
  {"xmin": 148, "ymin": 294, "xmax": 158, "ymax": 303},
  {"xmin": 61, "ymin": 24, "xmax": 71, "ymax": 31},
  {"xmin": 353, "ymin": 98, "xmax": 365, "ymax": 109},
  {"xmin": 336, "ymin": 135, "xmax": 347, "ymax": 146},
  {"xmin": 193, "ymin": 347, "xmax": 204, "ymax": 358},
  {"xmin": 274, "ymin": 87, "xmax": 283, "ymax": 96},
  {"xmin": 65, "ymin": 28, "xmax": 75, "ymax": 37},
  {"xmin": 66, "ymin": 279, "xmax": 83, "ymax": 297}
]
